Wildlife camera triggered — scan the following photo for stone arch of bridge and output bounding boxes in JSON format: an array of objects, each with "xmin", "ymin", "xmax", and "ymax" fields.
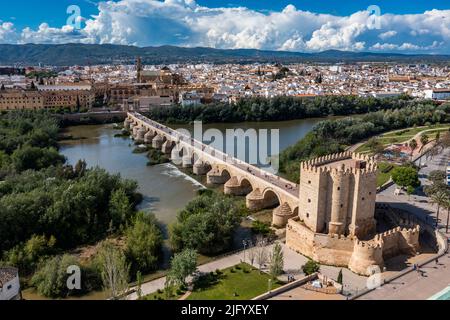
[
  {"xmin": 238, "ymin": 177, "xmax": 254, "ymax": 192},
  {"xmin": 262, "ymin": 188, "xmax": 281, "ymax": 209},
  {"xmin": 218, "ymin": 167, "xmax": 232, "ymax": 181}
]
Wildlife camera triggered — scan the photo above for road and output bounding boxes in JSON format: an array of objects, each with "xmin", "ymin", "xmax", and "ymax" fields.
[
  {"xmin": 377, "ymin": 147, "xmax": 450, "ymax": 234},
  {"xmin": 358, "ymin": 147, "xmax": 450, "ymax": 300}
]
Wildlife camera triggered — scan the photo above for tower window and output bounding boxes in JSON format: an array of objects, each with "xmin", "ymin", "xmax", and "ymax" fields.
[
  {"xmin": 337, "ymin": 187, "xmax": 341, "ymax": 191},
  {"xmin": 340, "ymin": 204, "xmax": 344, "ymax": 208},
  {"xmin": 362, "ymin": 197, "xmax": 365, "ymax": 201},
  {"xmin": 308, "ymin": 180, "xmax": 311, "ymax": 184},
  {"xmin": 306, "ymin": 213, "xmax": 310, "ymax": 218},
  {"xmin": 308, "ymin": 199, "xmax": 311, "ymax": 203}
]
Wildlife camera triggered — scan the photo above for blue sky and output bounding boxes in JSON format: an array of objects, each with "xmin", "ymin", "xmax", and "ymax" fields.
[{"xmin": 0, "ymin": 0, "xmax": 449, "ymax": 53}]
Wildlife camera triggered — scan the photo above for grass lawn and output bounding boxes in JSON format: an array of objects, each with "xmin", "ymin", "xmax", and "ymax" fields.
[
  {"xmin": 355, "ymin": 124, "xmax": 450, "ymax": 154},
  {"xmin": 377, "ymin": 162, "xmax": 397, "ymax": 187},
  {"xmin": 142, "ymin": 289, "xmax": 184, "ymax": 300},
  {"xmin": 187, "ymin": 263, "xmax": 283, "ymax": 300}
]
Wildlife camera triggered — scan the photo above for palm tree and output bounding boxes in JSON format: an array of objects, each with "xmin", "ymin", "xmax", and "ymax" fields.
[
  {"xmin": 418, "ymin": 134, "xmax": 429, "ymax": 167},
  {"xmin": 409, "ymin": 139, "xmax": 418, "ymax": 159},
  {"xmin": 444, "ymin": 195, "xmax": 450, "ymax": 233},
  {"xmin": 431, "ymin": 190, "xmax": 448, "ymax": 228},
  {"xmin": 435, "ymin": 131, "xmax": 441, "ymax": 144},
  {"xmin": 420, "ymin": 134, "xmax": 429, "ymax": 147}
]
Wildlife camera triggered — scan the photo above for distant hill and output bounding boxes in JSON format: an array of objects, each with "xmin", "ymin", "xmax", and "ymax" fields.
[{"xmin": 0, "ymin": 43, "xmax": 449, "ymax": 66}]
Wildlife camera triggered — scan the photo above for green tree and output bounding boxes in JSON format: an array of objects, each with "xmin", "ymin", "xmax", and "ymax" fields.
[
  {"xmin": 269, "ymin": 243, "xmax": 284, "ymax": 279},
  {"xmin": 125, "ymin": 213, "xmax": 163, "ymax": 275},
  {"xmin": 136, "ymin": 271, "xmax": 143, "ymax": 300},
  {"xmin": 302, "ymin": 260, "xmax": 320, "ymax": 276},
  {"xmin": 30, "ymin": 254, "xmax": 79, "ymax": 298},
  {"xmin": 428, "ymin": 170, "xmax": 446, "ymax": 185},
  {"xmin": 164, "ymin": 277, "xmax": 177, "ymax": 300},
  {"xmin": 409, "ymin": 139, "xmax": 418, "ymax": 158},
  {"xmin": 443, "ymin": 195, "xmax": 450, "ymax": 233},
  {"xmin": 337, "ymin": 269, "xmax": 343, "ymax": 285},
  {"xmin": 11, "ymin": 146, "xmax": 65, "ymax": 172},
  {"xmin": 431, "ymin": 190, "xmax": 449, "ymax": 229},
  {"xmin": 96, "ymin": 241, "xmax": 130, "ymax": 299},
  {"xmin": 406, "ymin": 185, "xmax": 415, "ymax": 200},
  {"xmin": 109, "ymin": 188, "xmax": 134, "ymax": 232},
  {"xmin": 391, "ymin": 166, "xmax": 421, "ymax": 189},
  {"xmin": 420, "ymin": 134, "xmax": 429, "ymax": 147},
  {"xmin": 169, "ymin": 193, "xmax": 241, "ymax": 255},
  {"xmin": 168, "ymin": 249, "xmax": 198, "ymax": 287},
  {"xmin": 2, "ymin": 234, "xmax": 56, "ymax": 276}
]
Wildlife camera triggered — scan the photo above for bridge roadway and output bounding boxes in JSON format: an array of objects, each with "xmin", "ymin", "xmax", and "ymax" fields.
[{"xmin": 127, "ymin": 112, "xmax": 300, "ymax": 224}]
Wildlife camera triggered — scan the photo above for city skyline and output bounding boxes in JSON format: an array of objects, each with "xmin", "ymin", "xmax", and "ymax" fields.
[{"xmin": 0, "ymin": 0, "xmax": 449, "ymax": 54}]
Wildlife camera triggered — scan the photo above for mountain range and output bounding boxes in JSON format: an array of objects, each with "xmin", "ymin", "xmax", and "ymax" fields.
[{"xmin": 0, "ymin": 43, "xmax": 449, "ymax": 66}]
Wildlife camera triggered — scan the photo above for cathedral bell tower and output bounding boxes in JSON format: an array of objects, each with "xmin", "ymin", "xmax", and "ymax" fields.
[{"xmin": 136, "ymin": 57, "xmax": 142, "ymax": 83}]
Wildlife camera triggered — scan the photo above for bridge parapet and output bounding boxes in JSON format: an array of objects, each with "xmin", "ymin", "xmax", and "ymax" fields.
[{"xmin": 126, "ymin": 112, "xmax": 301, "ymax": 220}]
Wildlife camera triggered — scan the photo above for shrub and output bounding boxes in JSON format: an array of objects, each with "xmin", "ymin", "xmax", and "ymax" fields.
[
  {"xmin": 302, "ymin": 260, "xmax": 320, "ymax": 275},
  {"xmin": 125, "ymin": 213, "xmax": 163, "ymax": 275},
  {"xmin": 169, "ymin": 193, "xmax": 241, "ymax": 255}
]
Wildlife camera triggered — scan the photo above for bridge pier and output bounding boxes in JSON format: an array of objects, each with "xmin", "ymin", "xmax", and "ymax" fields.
[
  {"xmin": 136, "ymin": 127, "xmax": 147, "ymax": 144},
  {"xmin": 224, "ymin": 177, "xmax": 253, "ymax": 196},
  {"xmin": 246, "ymin": 188, "xmax": 279, "ymax": 211},
  {"xmin": 144, "ymin": 130, "xmax": 156, "ymax": 144},
  {"xmin": 152, "ymin": 134, "xmax": 166, "ymax": 149},
  {"xmin": 193, "ymin": 160, "xmax": 211, "ymax": 175},
  {"xmin": 171, "ymin": 145, "xmax": 182, "ymax": 162},
  {"xmin": 162, "ymin": 140, "xmax": 175, "ymax": 154},
  {"xmin": 124, "ymin": 118, "xmax": 132, "ymax": 130},
  {"xmin": 272, "ymin": 203, "xmax": 296, "ymax": 227},
  {"xmin": 129, "ymin": 123, "xmax": 136, "ymax": 138},
  {"xmin": 207, "ymin": 168, "xmax": 230, "ymax": 185},
  {"xmin": 132, "ymin": 125, "xmax": 140, "ymax": 140},
  {"xmin": 182, "ymin": 155, "xmax": 193, "ymax": 168}
]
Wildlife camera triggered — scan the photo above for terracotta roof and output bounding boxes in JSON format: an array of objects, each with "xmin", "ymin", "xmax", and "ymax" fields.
[{"xmin": 0, "ymin": 268, "xmax": 18, "ymax": 287}]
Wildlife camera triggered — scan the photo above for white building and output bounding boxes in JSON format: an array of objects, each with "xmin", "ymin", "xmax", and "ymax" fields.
[
  {"xmin": 424, "ymin": 89, "xmax": 450, "ymax": 100},
  {"xmin": 179, "ymin": 91, "xmax": 202, "ymax": 107},
  {"xmin": 0, "ymin": 268, "xmax": 21, "ymax": 300}
]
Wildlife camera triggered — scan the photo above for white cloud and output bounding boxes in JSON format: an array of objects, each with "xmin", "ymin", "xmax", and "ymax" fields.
[
  {"xmin": 0, "ymin": 22, "xmax": 18, "ymax": 43},
  {"xmin": 378, "ymin": 30, "xmax": 397, "ymax": 40},
  {"xmin": 0, "ymin": 1, "xmax": 449, "ymax": 54},
  {"xmin": 370, "ymin": 40, "xmax": 442, "ymax": 51}
]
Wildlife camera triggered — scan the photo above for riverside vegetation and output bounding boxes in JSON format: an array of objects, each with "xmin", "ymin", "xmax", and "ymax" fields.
[
  {"xmin": 279, "ymin": 103, "xmax": 450, "ymax": 181},
  {"xmin": 144, "ymin": 95, "xmax": 449, "ymax": 182},
  {"xmin": 2, "ymin": 95, "xmax": 449, "ymax": 298},
  {"xmin": 0, "ymin": 111, "xmax": 163, "ymax": 299}
]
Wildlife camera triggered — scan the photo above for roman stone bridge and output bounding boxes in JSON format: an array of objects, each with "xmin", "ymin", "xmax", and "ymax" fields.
[{"xmin": 125, "ymin": 112, "xmax": 300, "ymax": 226}]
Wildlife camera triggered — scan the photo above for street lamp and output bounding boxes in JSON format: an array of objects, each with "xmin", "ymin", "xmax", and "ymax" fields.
[{"xmin": 243, "ymin": 240, "xmax": 248, "ymax": 263}]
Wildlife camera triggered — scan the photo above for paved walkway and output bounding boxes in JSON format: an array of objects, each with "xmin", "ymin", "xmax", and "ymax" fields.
[
  {"xmin": 377, "ymin": 147, "xmax": 450, "ymax": 235},
  {"xmin": 358, "ymin": 147, "xmax": 450, "ymax": 300},
  {"xmin": 126, "ymin": 243, "xmax": 368, "ymax": 300},
  {"xmin": 358, "ymin": 250, "xmax": 450, "ymax": 300}
]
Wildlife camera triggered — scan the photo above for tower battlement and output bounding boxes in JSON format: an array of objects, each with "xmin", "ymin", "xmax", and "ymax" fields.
[
  {"xmin": 301, "ymin": 152, "xmax": 377, "ymax": 173},
  {"xmin": 298, "ymin": 152, "xmax": 378, "ymax": 238}
]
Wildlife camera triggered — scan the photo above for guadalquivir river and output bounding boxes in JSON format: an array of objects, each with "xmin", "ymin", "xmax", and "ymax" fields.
[{"xmin": 59, "ymin": 118, "xmax": 324, "ymax": 230}]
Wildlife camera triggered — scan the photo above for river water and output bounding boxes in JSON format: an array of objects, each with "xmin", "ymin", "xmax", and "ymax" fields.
[{"xmin": 59, "ymin": 118, "xmax": 324, "ymax": 229}]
